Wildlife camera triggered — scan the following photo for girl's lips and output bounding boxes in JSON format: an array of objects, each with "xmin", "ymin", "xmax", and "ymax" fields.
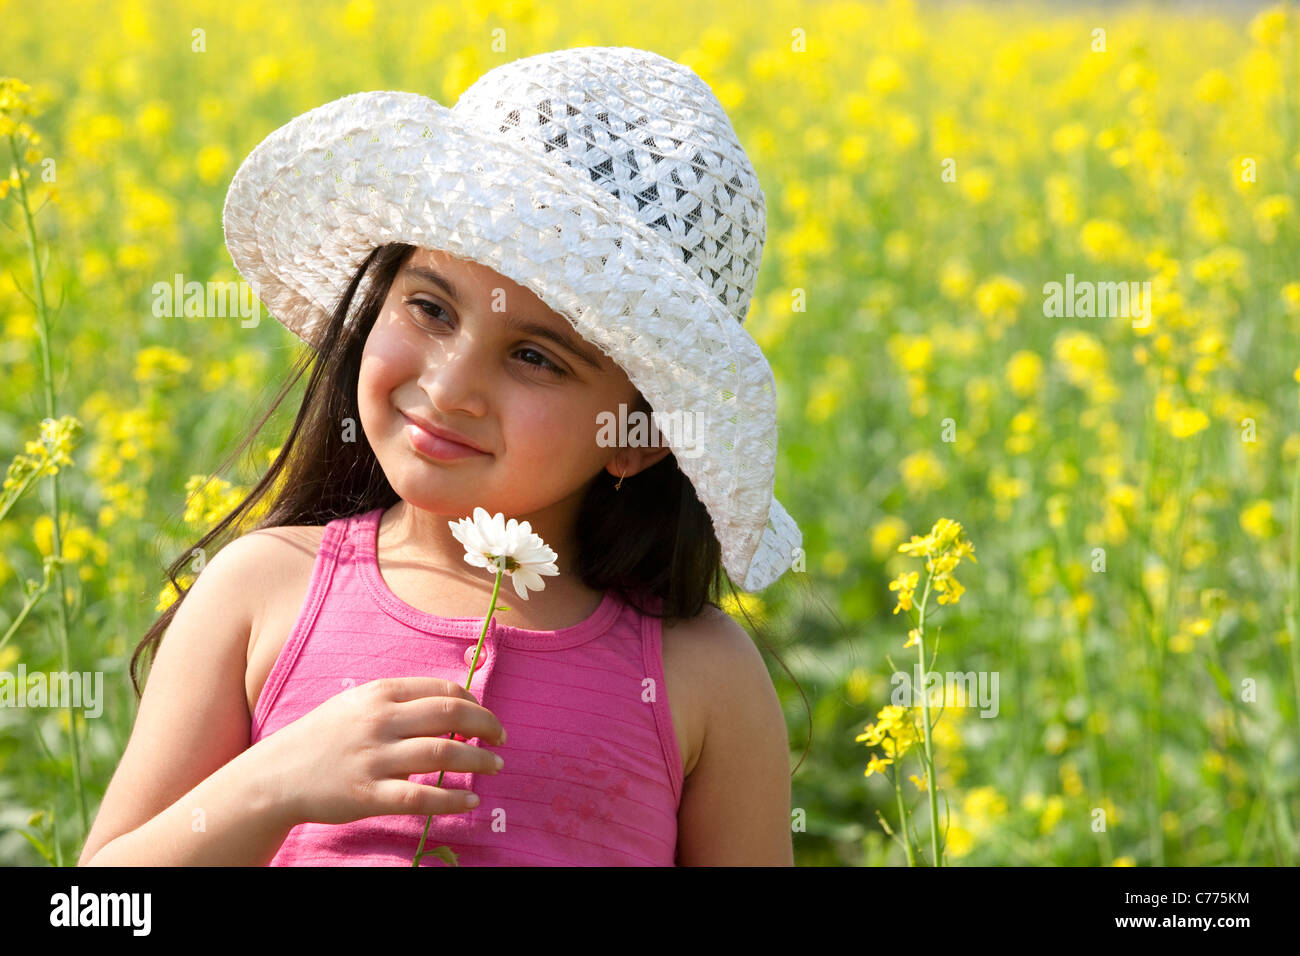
[{"xmin": 402, "ymin": 414, "xmax": 489, "ymax": 461}]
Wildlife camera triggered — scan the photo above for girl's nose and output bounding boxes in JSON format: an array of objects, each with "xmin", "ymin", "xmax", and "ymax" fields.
[{"xmin": 418, "ymin": 337, "xmax": 490, "ymax": 416}]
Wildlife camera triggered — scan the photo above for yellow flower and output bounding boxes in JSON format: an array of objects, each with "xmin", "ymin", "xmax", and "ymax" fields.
[
  {"xmin": 1249, "ymin": 5, "xmax": 1289, "ymax": 47},
  {"xmin": 934, "ymin": 575, "xmax": 966, "ymax": 606},
  {"xmin": 888, "ymin": 333, "xmax": 933, "ymax": 373},
  {"xmin": 962, "ymin": 786, "xmax": 1008, "ymax": 824},
  {"xmin": 342, "ymin": 0, "xmax": 376, "ymax": 34},
  {"xmin": 805, "ymin": 381, "xmax": 841, "ymax": 423},
  {"xmin": 939, "ymin": 259, "xmax": 974, "ymax": 301},
  {"xmin": 1239, "ymin": 499, "xmax": 1276, "ymax": 539},
  {"xmin": 1194, "ymin": 68, "xmax": 1233, "ymax": 104},
  {"xmin": 866, "ymin": 55, "xmax": 905, "ymax": 94},
  {"xmin": 195, "ymin": 144, "xmax": 231, "ymax": 185},
  {"xmin": 864, "ymin": 753, "xmax": 894, "ymax": 777},
  {"xmin": 1005, "ymin": 350, "xmax": 1043, "ymax": 397},
  {"xmin": 1167, "ymin": 406, "xmax": 1210, "ymax": 439},
  {"xmin": 1080, "ymin": 218, "xmax": 1131, "ymax": 262},
  {"xmin": 1254, "ymin": 194, "xmax": 1294, "ymax": 243},
  {"xmin": 904, "ymin": 627, "xmax": 921, "ymax": 648},
  {"xmin": 156, "ymin": 573, "xmax": 196, "ymax": 613},
  {"xmin": 1045, "ymin": 173, "xmax": 1080, "ymax": 226},
  {"xmin": 134, "ymin": 345, "xmax": 193, "ymax": 389},
  {"xmin": 899, "ymin": 450, "xmax": 946, "ymax": 494},
  {"xmin": 1060, "ymin": 761, "xmax": 1084, "ymax": 797},
  {"xmin": 1282, "ymin": 282, "xmax": 1300, "ymax": 316},
  {"xmin": 846, "ymin": 668, "xmax": 873, "ymax": 704},
  {"xmin": 870, "ymin": 516, "xmax": 909, "ymax": 560},
  {"xmin": 1191, "ymin": 246, "xmax": 1247, "ymax": 289},
  {"xmin": 721, "ymin": 590, "xmax": 766, "ymax": 621},
  {"xmin": 945, "ymin": 824, "xmax": 974, "ymax": 858},
  {"xmin": 1053, "ymin": 331, "xmax": 1108, "ymax": 388},
  {"xmin": 880, "ymin": 706, "xmax": 923, "ymax": 755},
  {"xmin": 1040, "ymin": 795, "xmax": 1066, "ymax": 834},
  {"xmin": 821, "ymin": 549, "xmax": 848, "ymax": 577},
  {"xmin": 1050, "ymin": 122, "xmax": 1089, "ymax": 154},
  {"xmin": 974, "ymin": 275, "xmax": 1025, "ymax": 319},
  {"xmin": 182, "ymin": 474, "xmax": 246, "ymax": 529},
  {"xmin": 889, "ymin": 570, "xmax": 920, "ymax": 614},
  {"xmin": 960, "ymin": 168, "xmax": 993, "ymax": 204}
]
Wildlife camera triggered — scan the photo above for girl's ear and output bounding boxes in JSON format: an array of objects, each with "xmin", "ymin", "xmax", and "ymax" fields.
[{"xmin": 609, "ymin": 445, "xmax": 671, "ymax": 480}]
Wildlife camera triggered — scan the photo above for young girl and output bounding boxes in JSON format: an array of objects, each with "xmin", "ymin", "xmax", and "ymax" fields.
[{"xmin": 79, "ymin": 47, "xmax": 804, "ymax": 866}]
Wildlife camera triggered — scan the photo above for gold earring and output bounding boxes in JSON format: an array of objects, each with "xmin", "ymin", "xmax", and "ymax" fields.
[{"xmin": 615, "ymin": 466, "xmax": 625, "ymax": 491}]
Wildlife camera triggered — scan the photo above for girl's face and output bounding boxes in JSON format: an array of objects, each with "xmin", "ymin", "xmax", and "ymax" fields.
[{"xmin": 357, "ymin": 247, "xmax": 665, "ymax": 557}]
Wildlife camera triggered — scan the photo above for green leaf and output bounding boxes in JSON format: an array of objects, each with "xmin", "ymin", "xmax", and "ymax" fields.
[
  {"xmin": 17, "ymin": 828, "xmax": 55, "ymax": 865},
  {"xmin": 1205, "ymin": 659, "xmax": 1232, "ymax": 699},
  {"xmin": 426, "ymin": 845, "xmax": 459, "ymax": 867}
]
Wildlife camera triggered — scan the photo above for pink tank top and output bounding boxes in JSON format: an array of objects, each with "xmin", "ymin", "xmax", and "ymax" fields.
[{"xmin": 249, "ymin": 507, "xmax": 684, "ymax": 866}]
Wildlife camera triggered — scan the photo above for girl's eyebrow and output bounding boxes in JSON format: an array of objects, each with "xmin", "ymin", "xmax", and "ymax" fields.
[
  {"xmin": 402, "ymin": 264, "xmax": 603, "ymax": 372},
  {"xmin": 403, "ymin": 265, "xmax": 462, "ymax": 302}
]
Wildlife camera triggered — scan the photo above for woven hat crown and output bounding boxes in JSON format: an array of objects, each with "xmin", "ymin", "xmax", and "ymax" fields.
[{"xmin": 453, "ymin": 47, "xmax": 766, "ymax": 327}]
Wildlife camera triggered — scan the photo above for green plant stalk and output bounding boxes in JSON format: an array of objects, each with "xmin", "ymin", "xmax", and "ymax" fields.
[
  {"xmin": 913, "ymin": 570, "xmax": 943, "ymax": 867},
  {"xmin": 1048, "ymin": 521, "xmax": 1114, "ymax": 864},
  {"xmin": 891, "ymin": 767, "xmax": 915, "ymax": 866},
  {"xmin": 8, "ymin": 132, "xmax": 87, "ymax": 848},
  {"xmin": 0, "ymin": 558, "xmax": 54, "ymax": 655},
  {"xmin": 1288, "ymin": 431, "xmax": 1300, "ymax": 773},
  {"xmin": 1070, "ymin": 606, "xmax": 1114, "ymax": 864},
  {"xmin": 1206, "ymin": 616, "xmax": 1293, "ymax": 864},
  {"xmin": 0, "ymin": 461, "xmax": 47, "ymax": 525},
  {"xmin": 411, "ymin": 566, "xmax": 503, "ymax": 866},
  {"xmin": 1149, "ymin": 434, "xmax": 1197, "ymax": 864}
]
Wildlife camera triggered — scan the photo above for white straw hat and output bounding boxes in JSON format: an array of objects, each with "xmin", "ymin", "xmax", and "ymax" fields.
[{"xmin": 222, "ymin": 45, "xmax": 801, "ymax": 591}]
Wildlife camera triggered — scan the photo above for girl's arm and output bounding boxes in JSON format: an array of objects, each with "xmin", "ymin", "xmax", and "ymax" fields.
[
  {"xmin": 674, "ymin": 609, "xmax": 794, "ymax": 865},
  {"xmin": 79, "ymin": 533, "xmax": 299, "ymax": 866}
]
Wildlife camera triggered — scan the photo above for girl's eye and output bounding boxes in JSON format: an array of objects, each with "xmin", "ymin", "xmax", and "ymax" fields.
[
  {"xmin": 410, "ymin": 297, "xmax": 452, "ymax": 326},
  {"xmin": 408, "ymin": 298, "xmax": 567, "ymax": 378}
]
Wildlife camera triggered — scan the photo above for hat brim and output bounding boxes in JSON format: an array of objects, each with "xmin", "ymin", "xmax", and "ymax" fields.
[{"xmin": 222, "ymin": 90, "xmax": 800, "ymax": 590}]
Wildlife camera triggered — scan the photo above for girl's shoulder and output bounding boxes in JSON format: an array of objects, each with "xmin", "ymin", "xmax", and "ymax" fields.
[
  {"xmin": 237, "ymin": 524, "xmax": 331, "ymax": 719},
  {"xmin": 659, "ymin": 601, "xmax": 751, "ymax": 778}
]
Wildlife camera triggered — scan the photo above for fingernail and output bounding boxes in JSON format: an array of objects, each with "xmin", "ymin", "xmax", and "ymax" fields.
[
  {"xmin": 499, "ymin": 729, "xmax": 508, "ymax": 745},
  {"xmin": 466, "ymin": 793, "xmax": 480, "ymax": 807}
]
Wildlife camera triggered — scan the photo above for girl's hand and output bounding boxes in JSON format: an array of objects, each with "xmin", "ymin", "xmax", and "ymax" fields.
[{"xmin": 259, "ymin": 676, "xmax": 506, "ymax": 826}]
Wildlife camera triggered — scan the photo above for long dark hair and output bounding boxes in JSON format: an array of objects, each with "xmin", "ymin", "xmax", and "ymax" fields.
[{"xmin": 131, "ymin": 242, "xmax": 814, "ymax": 770}]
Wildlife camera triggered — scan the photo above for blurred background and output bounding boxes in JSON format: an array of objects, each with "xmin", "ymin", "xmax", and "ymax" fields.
[{"xmin": 1, "ymin": 0, "xmax": 1297, "ymax": 865}]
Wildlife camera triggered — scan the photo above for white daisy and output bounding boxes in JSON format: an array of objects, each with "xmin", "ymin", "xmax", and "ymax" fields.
[{"xmin": 448, "ymin": 507, "xmax": 560, "ymax": 601}]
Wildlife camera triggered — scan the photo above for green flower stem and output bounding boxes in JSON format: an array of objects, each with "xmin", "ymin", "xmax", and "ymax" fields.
[
  {"xmin": 1206, "ymin": 612, "xmax": 1293, "ymax": 863},
  {"xmin": 913, "ymin": 570, "xmax": 943, "ymax": 867},
  {"xmin": 0, "ymin": 557, "xmax": 56, "ymax": 655},
  {"xmin": 1288, "ymin": 436, "xmax": 1300, "ymax": 780},
  {"xmin": 1048, "ymin": 521, "xmax": 1113, "ymax": 864},
  {"xmin": 411, "ymin": 565, "xmax": 503, "ymax": 866},
  {"xmin": 8, "ymin": 131, "xmax": 87, "ymax": 848},
  {"xmin": 891, "ymin": 769, "xmax": 915, "ymax": 866},
  {"xmin": 1148, "ymin": 433, "xmax": 1195, "ymax": 865},
  {"xmin": 0, "ymin": 460, "xmax": 46, "ymax": 525}
]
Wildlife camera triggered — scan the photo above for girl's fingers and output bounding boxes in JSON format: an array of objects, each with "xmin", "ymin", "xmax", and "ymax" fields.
[
  {"xmin": 377, "ymin": 736, "xmax": 504, "ymax": 778},
  {"xmin": 367, "ymin": 778, "xmax": 481, "ymax": 818},
  {"xmin": 389, "ymin": 694, "xmax": 506, "ymax": 746}
]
